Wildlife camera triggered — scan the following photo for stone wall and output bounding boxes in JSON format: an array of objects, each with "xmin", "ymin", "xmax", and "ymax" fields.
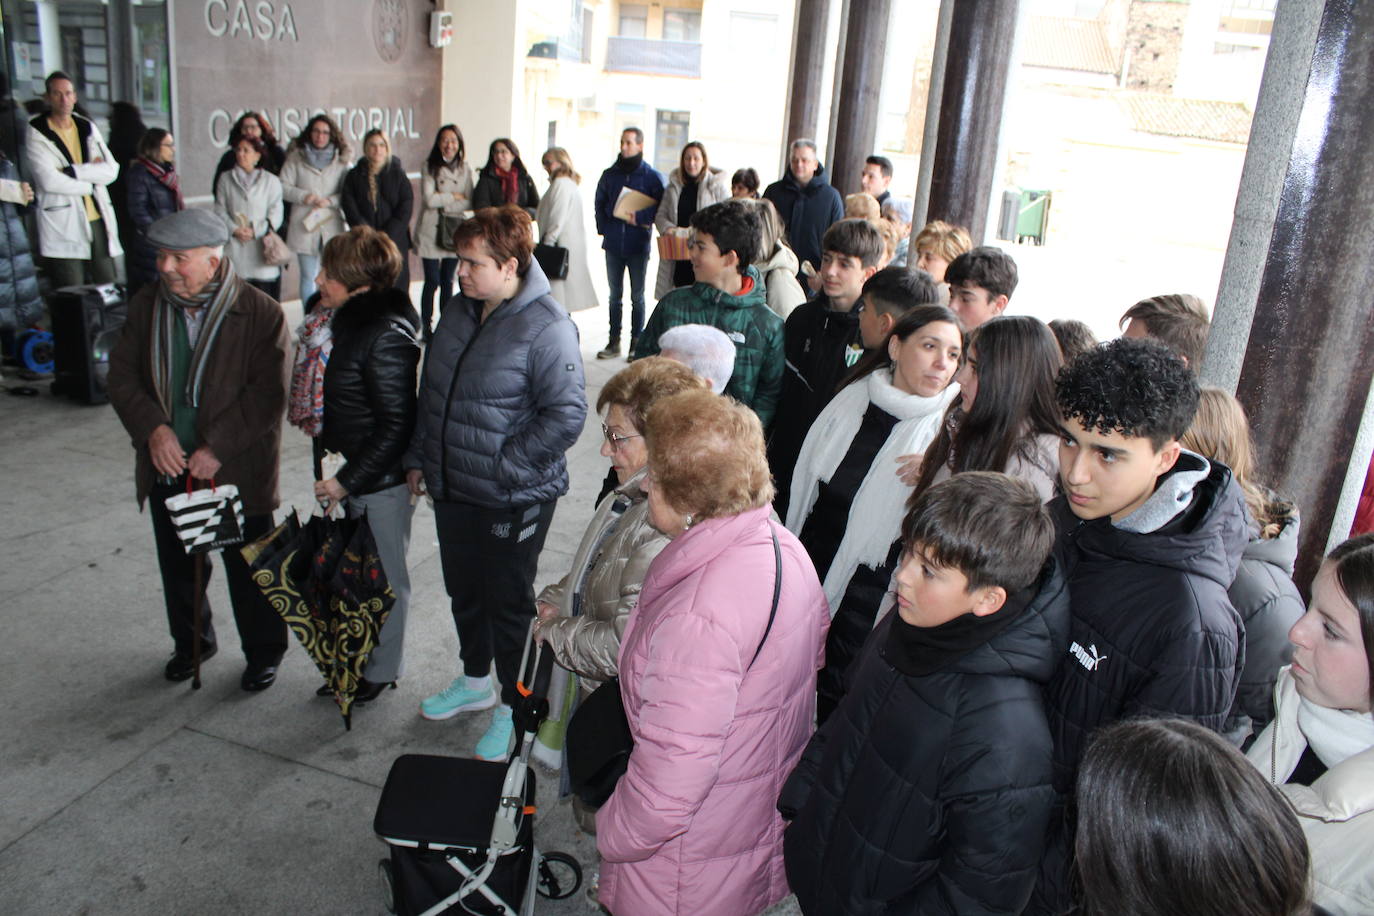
[{"xmin": 1125, "ymin": 0, "xmax": 1189, "ymax": 93}]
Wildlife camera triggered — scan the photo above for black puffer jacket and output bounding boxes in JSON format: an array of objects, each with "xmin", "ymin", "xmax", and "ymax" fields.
[
  {"xmin": 780, "ymin": 559, "xmax": 1071, "ymax": 916},
  {"xmin": 342, "ymin": 156, "xmax": 413, "ymax": 256},
  {"xmin": 768, "ymin": 294, "xmax": 862, "ymax": 517},
  {"xmin": 762, "ymin": 164, "xmax": 844, "ymax": 274},
  {"xmin": 0, "ymin": 154, "xmax": 40, "ymax": 332},
  {"xmin": 403, "ymin": 256, "xmax": 586, "ymax": 508},
  {"xmin": 1224, "ymin": 505, "xmax": 1304, "ymax": 746},
  {"xmin": 317, "ymin": 287, "xmax": 420, "ymax": 496},
  {"xmin": 124, "ymin": 160, "xmax": 181, "ymax": 292},
  {"xmin": 1028, "ymin": 454, "xmax": 1248, "ymax": 914}
]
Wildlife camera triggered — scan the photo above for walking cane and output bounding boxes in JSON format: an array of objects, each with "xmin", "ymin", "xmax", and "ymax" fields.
[{"xmin": 191, "ymin": 553, "xmax": 205, "ymax": 690}]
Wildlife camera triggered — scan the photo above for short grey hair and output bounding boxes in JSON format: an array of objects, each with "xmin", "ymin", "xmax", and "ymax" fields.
[
  {"xmin": 790, "ymin": 138, "xmax": 818, "ymax": 154},
  {"xmin": 881, "ymin": 197, "xmax": 914, "ymax": 228},
  {"xmin": 657, "ymin": 324, "xmax": 736, "ymax": 394}
]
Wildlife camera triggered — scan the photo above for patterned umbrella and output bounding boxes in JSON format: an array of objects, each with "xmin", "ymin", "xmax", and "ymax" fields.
[{"xmin": 242, "ymin": 511, "xmax": 394, "ymax": 729}]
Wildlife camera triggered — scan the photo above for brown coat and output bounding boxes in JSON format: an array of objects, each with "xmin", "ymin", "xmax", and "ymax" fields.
[{"xmin": 108, "ymin": 280, "xmax": 290, "ymax": 515}]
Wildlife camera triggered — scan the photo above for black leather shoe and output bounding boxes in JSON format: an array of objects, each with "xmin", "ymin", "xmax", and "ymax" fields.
[
  {"xmin": 315, "ymin": 683, "xmax": 333, "ymax": 698},
  {"xmin": 241, "ymin": 661, "xmax": 280, "ymax": 692},
  {"xmin": 352, "ymin": 678, "xmax": 396, "ymax": 706},
  {"xmin": 165, "ymin": 645, "xmax": 217, "ymax": 682}
]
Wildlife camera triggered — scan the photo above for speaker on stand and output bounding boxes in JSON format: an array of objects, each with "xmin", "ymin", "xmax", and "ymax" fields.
[{"xmin": 49, "ymin": 284, "xmax": 127, "ymax": 405}]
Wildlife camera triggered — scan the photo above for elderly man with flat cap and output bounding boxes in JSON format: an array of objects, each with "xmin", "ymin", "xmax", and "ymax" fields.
[{"xmin": 108, "ymin": 208, "xmax": 291, "ymax": 691}]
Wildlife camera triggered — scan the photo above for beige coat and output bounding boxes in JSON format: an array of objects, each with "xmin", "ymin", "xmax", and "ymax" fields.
[
  {"xmin": 1248, "ymin": 668, "xmax": 1374, "ymax": 916},
  {"xmin": 654, "ymin": 166, "xmax": 731, "ymax": 300},
  {"xmin": 414, "ymin": 161, "xmax": 474, "ymax": 260},
  {"xmin": 758, "ymin": 242, "xmax": 806, "ymax": 319},
  {"xmin": 535, "ymin": 175, "xmax": 598, "ymax": 311},
  {"xmin": 534, "ymin": 470, "xmax": 668, "ymax": 696},
  {"xmin": 279, "ymin": 147, "xmax": 348, "ymax": 255}
]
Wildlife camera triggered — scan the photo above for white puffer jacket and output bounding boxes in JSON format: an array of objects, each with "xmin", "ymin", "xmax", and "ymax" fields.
[
  {"xmin": 24, "ymin": 115, "xmax": 122, "ymax": 260},
  {"xmin": 1247, "ymin": 667, "xmax": 1374, "ymax": 916}
]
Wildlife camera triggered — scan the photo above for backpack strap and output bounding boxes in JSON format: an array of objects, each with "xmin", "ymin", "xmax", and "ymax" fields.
[{"xmin": 748, "ymin": 525, "xmax": 783, "ymax": 670}]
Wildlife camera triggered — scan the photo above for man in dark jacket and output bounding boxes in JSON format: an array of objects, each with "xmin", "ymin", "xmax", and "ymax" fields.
[
  {"xmin": 780, "ymin": 473, "xmax": 1068, "ymax": 915},
  {"xmin": 107, "ymin": 209, "xmax": 290, "ymax": 692},
  {"xmin": 762, "ymin": 139, "xmax": 843, "ymax": 279},
  {"xmin": 1026, "ymin": 338, "xmax": 1248, "ymax": 914},
  {"xmin": 592, "ymin": 127, "xmax": 664, "ymax": 359}
]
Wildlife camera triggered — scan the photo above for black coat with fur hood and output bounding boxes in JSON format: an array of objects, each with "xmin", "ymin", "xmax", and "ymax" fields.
[{"xmin": 318, "ymin": 286, "xmax": 420, "ymax": 495}]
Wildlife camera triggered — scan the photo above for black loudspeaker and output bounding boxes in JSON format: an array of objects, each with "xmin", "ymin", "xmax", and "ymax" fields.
[{"xmin": 50, "ymin": 284, "xmax": 126, "ymax": 405}]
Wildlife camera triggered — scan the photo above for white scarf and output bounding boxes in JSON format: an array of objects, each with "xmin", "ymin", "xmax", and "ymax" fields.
[
  {"xmin": 1298, "ymin": 695, "xmax": 1374, "ymax": 768},
  {"xmin": 787, "ymin": 368, "xmax": 958, "ymax": 615}
]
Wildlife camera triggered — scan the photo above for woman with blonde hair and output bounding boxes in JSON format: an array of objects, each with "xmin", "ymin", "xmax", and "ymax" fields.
[
  {"xmin": 596, "ymin": 389, "xmax": 828, "ymax": 916},
  {"xmin": 1182, "ymin": 387, "xmax": 1304, "ymax": 744},
  {"xmin": 736, "ymin": 197, "xmax": 805, "ymax": 318},
  {"xmin": 844, "ymin": 192, "xmax": 880, "ymax": 221},
  {"xmin": 535, "ymin": 147, "xmax": 598, "ymax": 312},
  {"xmin": 342, "ymin": 129, "xmax": 414, "ymax": 291}
]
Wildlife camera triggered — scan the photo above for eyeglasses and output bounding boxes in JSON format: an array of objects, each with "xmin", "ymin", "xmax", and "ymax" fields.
[{"xmin": 601, "ymin": 423, "xmax": 643, "ymax": 450}]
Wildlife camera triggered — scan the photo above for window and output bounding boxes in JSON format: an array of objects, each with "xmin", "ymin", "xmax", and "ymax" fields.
[
  {"xmin": 618, "ymin": 4, "xmax": 647, "ymax": 38},
  {"xmin": 662, "ymin": 9, "xmax": 702, "ymax": 43},
  {"xmin": 654, "ymin": 109, "xmax": 689, "ymax": 174}
]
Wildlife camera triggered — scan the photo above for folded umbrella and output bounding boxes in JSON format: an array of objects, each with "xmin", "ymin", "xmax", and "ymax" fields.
[{"xmin": 321, "ymin": 513, "xmax": 395, "ymax": 729}]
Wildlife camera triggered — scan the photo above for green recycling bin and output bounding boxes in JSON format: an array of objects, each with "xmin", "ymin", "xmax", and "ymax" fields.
[{"xmin": 1016, "ymin": 190, "xmax": 1051, "ymax": 245}]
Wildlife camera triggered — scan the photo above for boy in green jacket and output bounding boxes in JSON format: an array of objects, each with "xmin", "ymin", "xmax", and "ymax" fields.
[{"xmin": 634, "ymin": 201, "xmax": 784, "ymax": 426}]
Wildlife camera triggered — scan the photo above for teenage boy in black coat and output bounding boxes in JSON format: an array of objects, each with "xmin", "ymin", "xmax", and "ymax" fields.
[
  {"xmin": 1025, "ymin": 337, "xmax": 1248, "ymax": 915},
  {"xmin": 780, "ymin": 472, "xmax": 1069, "ymax": 915}
]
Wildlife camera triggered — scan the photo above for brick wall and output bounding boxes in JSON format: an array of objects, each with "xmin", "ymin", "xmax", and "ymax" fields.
[{"xmin": 1125, "ymin": 0, "xmax": 1188, "ymax": 93}]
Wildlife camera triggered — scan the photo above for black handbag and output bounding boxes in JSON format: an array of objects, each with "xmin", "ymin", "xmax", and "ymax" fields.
[
  {"xmin": 533, "ymin": 242, "xmax": 570, "ymax": 280},
  {"xmin": 436, "ymin": 213, "xmax": 463, "ymax": 252},
  {"xmin": 566, "ymin": 527, "xmax": 783, "ymax": 808}
]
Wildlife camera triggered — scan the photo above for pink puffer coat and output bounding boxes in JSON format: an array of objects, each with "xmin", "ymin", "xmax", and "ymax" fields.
[{"xmin": 596, "ymin": 506, "xmax": 829, "ymax": 916}]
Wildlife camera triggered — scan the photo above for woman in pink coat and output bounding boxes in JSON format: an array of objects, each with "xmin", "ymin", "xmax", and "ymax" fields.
[{"xmin": 596, "ymin": 389, "xmax": 830, "ymax": 916}]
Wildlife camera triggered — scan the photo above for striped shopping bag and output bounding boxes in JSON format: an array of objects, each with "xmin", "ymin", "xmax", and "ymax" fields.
[{"xmin": 163, "ymin": 478, "xmax": 245, "ymax": 555}]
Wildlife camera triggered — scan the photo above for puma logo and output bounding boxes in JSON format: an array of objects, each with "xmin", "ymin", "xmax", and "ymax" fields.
[{"xmin": 1070, "ymin": 641, "xmax": 1107, "ymax": 672}]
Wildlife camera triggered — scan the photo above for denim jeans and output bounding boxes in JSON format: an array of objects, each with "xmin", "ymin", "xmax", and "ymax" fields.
[
  {"xmin": 420, "ymin": 256, "xmax": 457, "ymax": 338},
  {"xmin": 604, "ymin": 249, "xmax": 648, "ymax": 343},
  {"xmin": 297, "ymin": 253, "xmax": 319, "ymax": 305}
]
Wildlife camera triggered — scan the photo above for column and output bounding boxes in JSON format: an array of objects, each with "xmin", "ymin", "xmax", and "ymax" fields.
[
  {"xmin": 828, "ymin": 0, "xmax": 893, "ymax": 197},
  {"xmin": 1234, "ymin": 0, "xmax": 1374, "ymax": 590},
  {"xmin": 912, "ymin": 0, "xmax": 956, "ymax": 232},
  {"xmin": 784, "ymin": 0, "xmax": 834, "ymax": 157},
  {"xmin": 925, "ymin": 0, "xmax": 1020, "ymax": 244}
]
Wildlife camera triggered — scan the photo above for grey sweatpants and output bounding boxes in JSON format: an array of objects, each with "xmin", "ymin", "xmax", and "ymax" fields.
[{"xmin": 348, "ymin": 482, "xmax": 416, "ymax": 683}]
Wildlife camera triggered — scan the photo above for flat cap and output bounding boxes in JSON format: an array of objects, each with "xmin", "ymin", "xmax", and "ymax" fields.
[{"xmin": 146, "ymin": 208, "xmax": 231, "ymax": 251}]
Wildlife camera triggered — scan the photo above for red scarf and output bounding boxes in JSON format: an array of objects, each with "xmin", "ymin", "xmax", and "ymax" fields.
[
  {"xmin": 494, "ymin": 165, "xmax": 519, "ymax": 205},
  {"xmin": 138, "ymin": 156, "xmax": 183, "ymax": 210}
]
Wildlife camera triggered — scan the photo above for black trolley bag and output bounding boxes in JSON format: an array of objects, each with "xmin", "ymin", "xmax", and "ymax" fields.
[{"xmin": 373, "ymin": 627, "xmax": 582, "ymax": 915}]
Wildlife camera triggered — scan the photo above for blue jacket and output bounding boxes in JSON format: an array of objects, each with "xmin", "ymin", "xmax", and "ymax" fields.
[
  {"xmin": 124, "ymin": 160, "xmax": 182, "ymax": 290},
  {"xmin": 404, "ymin": 256, "xmax": 587, "ymax": 508},
  {"xmin": 763, "ymin": 165, "xmax": 844, "ymax": 274},
  {"xmin": 594, "ymin": 156, "xmax": 664, "ymax": 257}
]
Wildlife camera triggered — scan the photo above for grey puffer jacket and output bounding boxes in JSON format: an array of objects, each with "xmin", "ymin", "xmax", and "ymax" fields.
[
  {"xmin": 0, "ymin": 154, "xmax": 40, "ymax": 332},
  {"xmin": 535, "ymin": 469, "xmax": 668, "ymax": 696},
  {"xmin": 1223, "ymin": 504, "xmax": 1305, "ymax": 747},
  {"xmin": 404, "ymin": 256, "xmax": 586, "ymax": 508}
]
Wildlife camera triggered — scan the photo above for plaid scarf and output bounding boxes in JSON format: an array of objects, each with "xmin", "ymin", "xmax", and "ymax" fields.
[
  {"xmin": 150, "ymin": 257, "xmax": 240, "ymax": 416},
  {"xmin": 137, "ymin": 156, "xmax": 183, "ymax": 210},
  {"xmin": 288, "ymin": 303, "xmax": 334, "ymax": 436}
]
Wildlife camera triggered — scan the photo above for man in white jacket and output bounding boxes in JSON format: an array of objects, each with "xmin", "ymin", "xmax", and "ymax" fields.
[{"xmin": 25, "ymin": 71, "xmax": 121, "ymax": 289}]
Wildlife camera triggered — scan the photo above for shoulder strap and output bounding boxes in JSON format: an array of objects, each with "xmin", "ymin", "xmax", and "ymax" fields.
[{"xmin": 748, "ymin": 526, "xmax": 783, "ymax": 670}]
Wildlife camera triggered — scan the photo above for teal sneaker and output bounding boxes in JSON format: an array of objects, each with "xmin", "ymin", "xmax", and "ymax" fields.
[
  {"xmin": 475, "ymin": 705, "xmax": 514, "ymax": 762},
  {"xmin": 420, "ymin": 676, "xmax": 496, "ymax": 721}
]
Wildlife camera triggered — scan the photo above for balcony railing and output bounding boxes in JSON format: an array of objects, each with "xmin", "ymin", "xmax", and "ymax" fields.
[{"xmin": 605, "ymin": 36, "xmax": 702, "ymax": 78}]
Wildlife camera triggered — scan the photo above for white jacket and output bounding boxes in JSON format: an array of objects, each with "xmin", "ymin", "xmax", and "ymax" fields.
[
  {"xmin": 278, "ymin": 147, "xmax": 348, "ymax": 256},
  {"xmin": 25, "ymin": 115, "xmax": 122, "ymax": 260},
  {"xmin": 653, "ymin": 166, "xmax": 731, "ymax": 300},
  {"xmin": 1247, "ymin": 667, "xmax": 1374, "ymax": 916},
  {"xmin": 535, "ymin": 175, "xmax": 598, "ymax": 311},
  {"xmin": 214, "ymin": 168, "xmax": 284, "ymax": 281}
]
